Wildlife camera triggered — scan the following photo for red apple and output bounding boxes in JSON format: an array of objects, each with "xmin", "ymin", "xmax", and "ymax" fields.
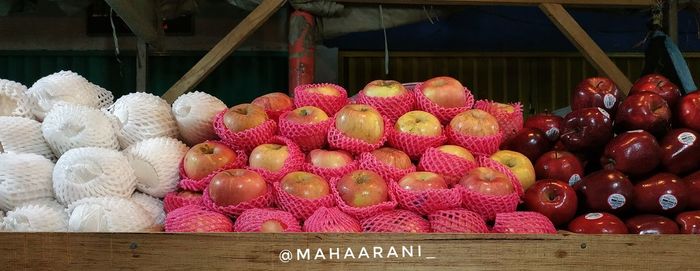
[
  {"xmin": 574, "ymin": 169, "xmax": 635, "ymax": 215},
  {"xmin": 501, "ymin": 127, "xmax": 552, "ymax": 162},
  {"xmin": 629, "ymin": 74, "xmax": 681, "ymax": 107},
  {"xmin": 223, "ymin": 103, "xmax": 269, "ymax": 133},
  {"xmin": 600, "ymin": 130, "xmax": 661, "ymax": 176},
  {"xmin": 435, "ymin": 145, "xmax": 476, "ymax": 162},
  {"xmin": 534, "ymin": 151, "xmax": 584, "ymax": 187},
  {"xmin": 280, "ymin": 171, "xmax": 330, "ymax": 200},
  {"xmin": 398, "ymin": 171, "xmax": 448, "ymax": 191},
  {"xmin": 362, "ymin": 80, "xmax": 408, "ymax": 98},
  {"xmin": 676, "ymin": 91, "xmax": 700, "ymax": 133},
  {"xmin": 370, "ymin": 147, "xmax": 413, "ymax": 169},
  {"xmin": 284, "ymin": 106, "xmax": 329, "ymax": 124},
  {"xmin": 568, "ymin": 212, "xmax": 628, "ymax": 234},
  {"xmin": 395, "ymin": 111, "xmax": 442, "ymax": 137},
  {"xmin": 675, "ymin": 210, "xmax": 700, "ymax": 234},
  {"xmin": 209, "ymin": 169, "xmax": 267, "ymax": 206},
  {"xmin": 252, "ymin": 92, "xmax": 293, "ymax": 114},
  {"xmin": 183, "ymin": 142, "xmax": 238, "ymax": 180},
  {"xmin": 660, "ymin": 129, "xmax": 700, "ymax": 176},
  {"xmin": 248, "ymin": 143, "xmax": 290, "ymax": 172},
  {"xmin": 634, "ymin": 173, "xmax": 688, "ymax": 215},
  {"xmin": 523, "ymin": 179, "xmax": 577, "ymax": 226},
  {"xmin": 337, "ymin": 170, "xmax": 389, "ymax": 207},
  {"xmin": 307, "ymin": 149, "xmax": 353, "ymax": 169},
  {"xmin": 450, "ymin": 109, "xmax": 500, "ymax": 137},
  {"xmin": 560, "ymin": 107, "xmax": 613, "ymax": 152},
  {"xmin": 615, "ymin": 92, "xmax": 671, "ymax": 136},
  {"xmin": 459, "ymin": 167, "xmax": 514, "ymax": 196},
  {"xmin": 625, "ymin": 214, "xmax": 679, "ymax": 234},
  {"xmin": 523, "ymin": 111, "xmax": 564, "ymax": 142},
  {"xmin": 306, "ymin": 85, "xmax": 341, "ymax": 97},
  {"xmin": 260, "ymin": 220, "xmax": 286, "ymax": 232},
  {"xmin": 335, "ymin": 104, "xmax": 385, "ymax": 144},
  {"xmin": 421, "ymin": 76, "xmax": 467, "ymax": 108},
  {"xmin": 684, "ymin": 171, "xmax": 700, "ymax": 210},
  {"xmin": 571, "ymin": 77, "xmax": 623, "ymax": 115}
]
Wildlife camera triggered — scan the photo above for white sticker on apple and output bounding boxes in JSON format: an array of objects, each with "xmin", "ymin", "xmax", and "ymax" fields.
[
  {"xmin": 585, "ymin": 213, "xmax": 603, "ymax": 220},
  {"xmin": 546, "ymin": 127, "xmax": 560, "ymax": 139},
  {"xmin": 607, "ymin": 193, "xmax": 626, "ymax": 209},
  {"xmin": 568, "ymin": 174, "xmax": 581, "ymax": 187},
  {"xmin": 628, "ymin": 129, "xmax": 644, "ymax": 133},
  {"xmin": 603, "ymin": 94, "xmax": 617, "ymax": 109},
  {"xmin": 678, "ymin": 132, "xmax": 697, "ymax": 145},
  {"xmin": 659, "ymin": 194, "xmax": 678, "ymax": 210},
  {"xmin": 597, "ymin": 107, "xmax": 610, "ymax": 119}
]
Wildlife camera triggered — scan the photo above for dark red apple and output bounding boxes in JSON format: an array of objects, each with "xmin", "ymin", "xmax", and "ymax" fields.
[
  {"xmin": 683, "ymin": 171, "xmax": 700, "ymax": 210},
  {"xmin": 568, "ymin": 212, "xmax": 628, "ymax": 234},
  {"xmin": 634, "ymin": 173, "xmax": 688, "ymax": 215},
  {"xmin": 675, "ymin": 210, "xmax": 700, "ymax": 234},
  {"xmin": 600, "ymin": 130, "xmax": 661, "ymax": 177},
  {"xmin": 560, "ymin": 107, "xmax": 614, "ymax": 152},
  {"xmin": 625, "ymin": 214, "xmax": 679, "ymax": 234},
  {"xmin": 523, "ymin": 112, "xmax": 564, "ymax": 142},
  {"xmin": 676, "ymin": 91, "xmax": 700, "ymax": 133},
  {"xmin": 660, "ymin": 129, "xmax": 700, "ymax": 176},
  {"xmin": 615, "ymin": 92, "xmax": 671, "ymax": 137},
  {"xmin": 571, "ymin": 77, "xmax": 624, "ymax": 116},
  {"xmin": 629, "ymin": 74, "xmax": 682, "ymax": 108},
  {"xmin": 523, "ymin": 179, "xmax": 577, "ymax": 226},
  {"xmin": 574, "ymin": 169, "xmax": 635, "ymax": 215},
  {"xmin": 501, "ymin": 127, "xmax": 552, "ymax": 162},
  {"xmin": 534, "ymin": 151, "xmax": 584, "ymax": 187}
]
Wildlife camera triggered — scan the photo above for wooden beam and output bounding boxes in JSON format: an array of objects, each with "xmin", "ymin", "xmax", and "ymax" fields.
[
  {"xmin": 666, "ymin": 0, "xmax": 679, "ymax": 43},
  {"xmin": 161, "ymin": 0, "xmax": 287, "ymax": 103},
  {"xmin": 540, "ymin": 3, "xmax": 633, "ymax": 93},
  {"xmin": 337, "ymin": 0, "xmax": 653, "ymax": 6}
]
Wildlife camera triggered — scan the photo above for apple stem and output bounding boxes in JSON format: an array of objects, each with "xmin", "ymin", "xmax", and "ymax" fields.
[{"xmin": 596, "ymin": 81, "xmax": 605, "ymax": 89}]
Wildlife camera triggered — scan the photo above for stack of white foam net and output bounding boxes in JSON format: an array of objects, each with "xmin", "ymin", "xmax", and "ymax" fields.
[
  {"xmin": 172, "ymin": 91, "xmax": 227, "ymax": 145},
  {"xmin": 42, "ymin": 104, "xmax": 120, "ymax": 157},
  {"xmin": 131, "ymin": 192, "xmax": 166, "ymax": 226},
  {"xmin": 0, "ymin": 79, "xmax": 34, "ymax": 119},
  {"xmin": 67, "ymin": 196, "xmax": 153, "ymax": 232},
  {"xmin": 108, "ymin": 92, "xmax": 179, "ymax": 149},
  {"xmin": 0, "ymin": 152, "xmax": 55, "ymax": 211},
  {"xmin": 122, "ymin": 137, "xmax": 188, "ymax": 198},
  {"xmin": 0, "ymin": 116, "xmax": 56, "ymax": 161},
  {"xmin": 28, "ymin": 71, "xmax": 113, "ymax": 121},
  {"xmin": 2, "ymin": 199, "xmax": 68, "ymax": 232}
]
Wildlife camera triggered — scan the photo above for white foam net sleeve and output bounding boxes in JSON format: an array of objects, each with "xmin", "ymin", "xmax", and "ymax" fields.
[
  {"xmin": 0, "ymin": 117, "xmax": 56, "ymax": 161},
  {"xmin": 0, "ymin": 152, "xmax": 55, "ymax": 211},
  {"xmin": 107, "ymin": 92, "xmax": 179, "ymax": 149},
  {"xmin": 131, "ymin": 192, "xmax": 165, "ymax": 226},
  {"xmin": 122, "ymin": 137, "xmax": 188, "ymax": 198},
  {"xmin": 53, "ymin": 147, "xmax": 136, "ymax": 205},
  {"xmin": 67, "ymin": 196, "xmax": 153, "ymax": 232},
  {"xmin": 42, "ymin": 104, "xmax": 120, "ymax": 157},
  {"xmin": 3, "ymin": 199, "xmax": 68, "ymax": 232},
  {"xmin": 171, "ymin": 91, "xmax": 227, "ymax": 146},
  {"xmin": 0, "ymin": 79, "xmax": 35, "ymax": 119},
  {"xmin": 27, "ymin": 71, "xmax": 114, "ymax": 121}
]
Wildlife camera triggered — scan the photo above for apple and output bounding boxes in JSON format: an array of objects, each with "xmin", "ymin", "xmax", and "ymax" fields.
[
  {"xmin": 307, "ymin": 149, "xmax": 353, "ymax": 169},
  {"xmin": 625, "ymin": 214, "xmax": 679, "ymax": 234},
  {"xmin": 284, "ymin": 106, "xmax": 328, "ymax": 124},
  {"xmin": 490, "ymin": 150, "xmax": 536, "ymax": 191},
  {"xmin": 208, "ymin": 169, "xmax": 267, "ymax": 206},
  {"xmin": 335, "ymin": 104, "xmax": 385, "ymax": 144},
  {"xmin": 370, "ymin": 147, "xmax": 412, "ymax": 169},
  {"xmin": 306, "ymin": 85, "xmax": 341, "ymax": 97},
  {"xmin": 280, "ymin": 171, "xmax": 330, "ymax": 200},
  {"xmin": 523, "ymin": 179, "xmax": 577, "ymax": 226},
  {"xmin": 501, "ymin": 127, "xmax": 552, "ymax": 162},
  {"xmin": 492, "ymin": 102, "xmax": 515, "ymax": 113},
  {"xmin": 459, "ymin": 167, "xmax": 514, "ymax": 196},
  {"xmin": 395, "ymin": 110, "xmax": 442, "ymax": 137},
  {"xmin": 676, "ymin": 91, "xmax": 700, "ymax": 133},
  {"xmin": 252, "ymin": 92, "xmax": 293, "ymax": 113},
  {"xmin": 183, "ymin": 141, "xmax": 238, "ymax": 180},
  {"xmin": 600, "ymin": 130, "xmax": 661, "ymax": 176},
  {"xmin": 362, "ymin": 80, "xmax": 408, "ymax": 98},
  {"xmin": 573, "ymin": 169, "xmax": 635, "ymax": 215},
  {"xmin": 571, "ymin": 77, "xmax": 623, "ymax": 115},
  {"xmin": 223, "ymin": 103, "xmax": 269, "ymax": 133},
  {"xmin": 450, "ymin": 109, "xmax": 500, "ymax": 137},
  {"xmin": 397, "ymin": 171, "xmax": 448, "ymax": 191},
  {"xmin": 534, "ymin": 151, "xmax": 584, "ymax": 186},
  {"xmin": 684, "ymin": 171, "xmax": 700, "ymax": 210},
  {"xmin": 524, "ymin": 111, "xmax": 564, "ymax": 142},
  {"xmin": 629, "ymin": 74, "xmax": 681, "ymax": 107},
  {"xmin": 660, "ymin": 129, "xmax": 700, "ymax": 176},
  {"xmin": 260, "ymin": 220, "xmax": 286, "ymax": 232},
  {"xmin": 249, "ymin": 143, "xmax": 290, "ymax": 172},
  {"xmin": 436, "ymin": 145, "xmax": 476, "ymax": 162},
  {"xmin": 675, "ymin": 210, "xmax": 700, "ymax": 234},
  {"xmin": 568, "ymin": 212, "xmax": 628, "ymax": 234},
  {"xmin": 560, "ymin": 107, "xmax": 613, "ymax": 152},
  {"xmin": 615, "ymin": 92, "xmax": 671, "ymax": 136},
  {"xmin": 634, "ymin": 173, "xmax": 688, "ymax": 215},
  {"xmin": 421, "ymin": 76, "xmax": 467, "ymax": 108},
  {"xmin": 336, "ymin": 170, "xmax": 389, "ymax": 207}
]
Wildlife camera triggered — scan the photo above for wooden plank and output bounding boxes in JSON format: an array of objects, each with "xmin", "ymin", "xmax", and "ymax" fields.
[
  {"xmin": 539, "ymin": 3, "xmax": 633, "ymax": 93},
  {"xmin": 337, "ymin": 0, "xmax": 653, "ymax": 6},
  {"xmin": 161, "ymin": 0, "xmax": 287, "ymax": 103},
  {"xmin": 0, "ymin": 233, "xmax": 699, "ymax": 270},
  {"xmin": 666, "ymin": 0, "xmax": 679, "ymax": 43}
]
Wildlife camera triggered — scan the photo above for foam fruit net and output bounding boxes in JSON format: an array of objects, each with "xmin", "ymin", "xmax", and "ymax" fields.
[
  {"xmin": 178, "ymin": 141, "xmax": 247, "ymax": 192},
  {"xmin": 473, "ymin": 100, "xmax": 524, "ymax": 142},
  {"xmin": 301, "ymin": 159, "xmax": 359, "ymax": 181},
  {"xmin": 278, "ymin": 110, "xmax": 333, "ymax": 152},
  {"xmin": 212, "ymin": 109, "xmax": 277, "ymax": 152},
  {"xmin": 246, "ymin": 136, "xmax": 304, "ymax": 184},
  {"xmin": 131, "ymin": 192, "xmax": 166, "ymax": 226},
  {"xmin": 327, "ymin": 119, "xmax": 389, "ymax": 155},
  {"xmin": 428, "ymin": 209, "xmax": 489, "ymax": 233},
  {"xmin": 386, "ymin": 128, "xmax": 447, "ymax": 160},
  {"xmin": 361, "ymin": 209, "xmax": 431, "ymax": 233},
  {"xmin": 417, "ymin": 147, "xmax": 479, "ymax": 186},
  {"xmin": 358, "ymin": 152, "xmax": 416, "ymax": 182},
  {"xmin": 171, "ymin": 91, "xmax": 228, "ymax": 146},
  {"xmin": 201, "ymin": 185, "xmax": 276, "ymax": 217},
  {"xmin": 446, "ymin": 126, "xmax": 503, "ymax": 156},
  {"xmin": 413, "ymin": 83, "xmax": 475, "ymax": 124},
  {"xmin": 233, "ymin": 208, "xmax": 302, "ymax": 232},
  {"xmin": 491, "ymin": 211, "xmax": 557, "ymax": 234},
  {"xmin": 165, "ymin": 204, "xmax": 233, "ymax": 232},
  {"xmin": 274, "ymin": 182, "xmax": 336, "ymax": 221},
  {"xmin": 41, "ymin": 104, "xmax": 120, "ymax": 157},
  {"xmin": 302, "ymin": 207, "xmax": 362, "ymax": 233},
  {"xmin": 355, "ymin": 90, "xmax": 415, "ymax": 122},
  {"xmin": 0, "ymin": 153, "xmax": 54, "ymax": 211},
  {"xmin": 123, "ymin": 137, "xmax": 188, "ymax": 198},
  {"xmin": 0, "ymin": 79, "xmax": 34, "ymax": 119},
  {"xmin": 2, "ymin": 200, "xmax": 68, "ymax": 232},
  {"xmin": 28, "ymin": 70, "xmax": 113, "ymax": 121},
  {"xmin": 67, "ymin": 196, "xmax": 153, "ymax": 232},
  {"xmin": 293, "ymin": 83, "xmax": 348, "ymax": 116},
  {"xmin": 458, "ymin": 157, "xmax": 523, "ymax": 221},
  {"xmin": 107, "ymin": 92, "xmax": 179, "ymax": 149},
  {"xmin": 330, "ymin": 178, "xmax": 397, "ymax": 220},
  {"xmin": 163, "ymin": 191, "xmax": 203, "ymax": 213},
  {"xmin": 390, "ymin": 181, "xmax": 462, "ymax": 216},
  {"xmin": 0, "ymin": 116, "xmax": 56, "ymax": 161}
]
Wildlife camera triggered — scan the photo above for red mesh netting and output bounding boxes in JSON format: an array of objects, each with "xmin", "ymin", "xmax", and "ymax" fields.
[
  {"xmin": 413, "ymin": 83, "xmax": 475, "ymax": 124},
  {"xmin": 473, "ymin": 100, "xmax": 524, "ymax": 142},
  {"xmin": 458, "ymin": 186, "xmax": 519, "ymax": 222},
  {"xmin": 386, "ymin": 128, "xmax": 447, "ymax": 160},
  {"xmin": 293, "ymin": 83, "xmax": 348, "ymax": 116},
  {"xmin": 357, "ymin": 152, "xmax": 416, "ymax": 182},
  {"xmin": 355, "ymin": 91, "xmax": 415, "ymax": 122},
  {"xmin": 246, "ymin": 136, "xmax": 304, "ymax": 184},
  {"xmin": 277, "ymin": 110, "xmax": 333, "ymax": 152},
  {"xmin": 233, "ymin": 208, "xmax": 302, "ymax": 232},
  {"xmin": 301, "ymin": 160, "xmax": 359, "ymax": 181},
  {"xmin": 164, "ymin": 205, "xmax": 233, "ymax": 232},
  {"xmin": 478, "ymin": 156, "xmax": 524, "ymax": 197},
  {"xmin": 417, "ymin": 147, "xmax": 479, "ymax": 186},
  {"xmin": 273, "ymin": 181, "xmax": 336, "ymax": 221},
  {"xmin": 327, "ymin": 119, "xmax": 389, "ymax": 154},
  {"xmin": 361, "ymin": 210, "xmax": 431, "ymax": 233},
  {"xmin": 303, "ymin": 207, "xmax": 362, "ymax": 233},
  {"xmin": 263, "ymin": 104, "xmax": 293, "ymax": 123},
  {"xmin": 390, "ymin": 181, "xmax": 462, "ymax": 215},
  {"xmin": 330, "ymin": 177, "xmax": 397, "ymax": 220},
  {"xmin": 163, "ymin": 191, "xmax": 203, "ymax": 213},
  {"xmin": 428, "ymin": 209, "xmax": 489, "ymax": 233},
  {"xmin": 212, "ymin": 110, "xmax": 277, "ymax": 152},
  {"xmin": 446, "ymin": 126, "xmax": 503, "ymax": 156},
  {"xmin": 178, "ymin": 144, "xmax": 248, "ymax": 192},
  {"xmin": 201, "ymin": 185, "xmax": 275, "ymax": 217},
  {"xmin": 491, "ymin": 211, "xmax": 557, "ymax": 234}
]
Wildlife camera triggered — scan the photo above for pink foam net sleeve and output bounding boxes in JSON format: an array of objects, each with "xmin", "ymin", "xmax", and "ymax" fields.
[
  {"xmin": 212, "ymin": 110, "xmax": 277, "ymax": 153},
  {"xmin": 413, "ymin": 83, "xmax": 475, "ymax": 124},
  {"xmin": 233, "ymin": 208, "xmax": 302, "ymax": 232},
  {"xmin": 163, "ymin": 191, "xmax": 203, "ymax": 213},
  {"xmin": 200, "ymin": 185, "xmax": 275, "ymax": 217},
  {"xmin": 355, "ymin": 90, "xmax": 415, "ymax": 122},
  {"xmin": 428, "ymin": 209, "xmax": 489, "ymax": 233},
  {"xmin": 417, "ymin": 147, "xmax": 479, "ymax": 186},
  {"xmin": 164, "ymin": 205, "xmax": 233, "ymax": 232},
  {"xmin": 357, "ymin": 152, "xmax": 416, "ymax": 182},
  {"xmin": 302, "ymin": 207, "xmax": 362, "ymax": 233},
  {"xmin": 390, "ymin": 181, "xmax": 462, "ymax": 215},
  {"xmin": 360, "ymin": 209, "xmax": 430, "ymax": 233},
  {"xmin": 329, "ymin": 177, "xmax": 397, "ymax": 220},
  {"xmin": 273, "ymin": 181, "xmax": 336, "ymax": 221},
  {"xmin": 293, "ymin": 83, "xmax": 348, "ymax": 116},
  {"xmin": 491, "ymin": 211, "xmax": 557, "ymax": 234},
  {"xmin": 278, "ymin": 110, "xmax": 333, "ymax": 152}
]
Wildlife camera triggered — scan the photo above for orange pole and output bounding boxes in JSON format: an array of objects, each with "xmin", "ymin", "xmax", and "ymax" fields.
[{"xmin": 289, "ymin": 10, "xmax": 315, "ymax": 93}]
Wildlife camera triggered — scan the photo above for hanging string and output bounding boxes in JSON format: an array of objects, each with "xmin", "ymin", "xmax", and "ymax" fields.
[
  {"xmin": 380, "ymin": 4, "xmax": 389, "ymax": 75},
  {"xmin": 109, "ymin": 8, "xmax": 124, "ymax": 78}
]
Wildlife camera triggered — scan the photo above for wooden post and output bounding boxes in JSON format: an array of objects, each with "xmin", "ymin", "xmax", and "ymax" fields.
[
  {"xmin": 161, "ymin": 0, "xmax": 287, "ymax": 103},
  {"xmin": 136, "ymin": 39, "xmax": 148, "ymax": 91},
  {"xmin": 540, "ymin": 3, "xmax": 633, "ymax": 93},
  {"xmin": 666, "ymin": 0, "xmax": 679, "ymax": 43}
]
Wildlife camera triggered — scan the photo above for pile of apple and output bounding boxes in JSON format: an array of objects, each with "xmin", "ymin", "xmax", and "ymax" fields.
[{"xmin": 516, "ymin": 75, "xmax": 700, "ymax": 234}]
